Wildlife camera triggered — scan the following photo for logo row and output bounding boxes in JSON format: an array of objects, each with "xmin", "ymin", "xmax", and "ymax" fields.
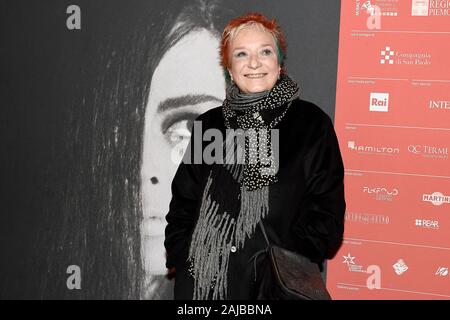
[
  {"xmin": 343, "ymin": 253, "xmax": 448, "ymax": 277},
  {"xmin": 359, "ymin": 188, "xmax": 449, "ymax": 205},
  {"xmin": 354, "ymin": 92, "xmax": 449, "ymax": 113},
  {"xmin": 355, "ymin": 0, "xmax": 450, "ymax": 18},
  {"xmin": 347, "ymin": 141, "xmax": 449, "ymax": 158},
  {"xmin": 345, "ymin": 212, "xmax": 442, "ymax": 230}
]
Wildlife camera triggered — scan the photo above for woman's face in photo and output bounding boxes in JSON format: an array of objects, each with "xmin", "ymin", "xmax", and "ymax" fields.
[
  {"xmin": 141, "ymin": 29, "xmax": 225, "ymax": 275},
  {"xmin": 228, "ymin": 25, "xmax": 280, "ymax": 93}
]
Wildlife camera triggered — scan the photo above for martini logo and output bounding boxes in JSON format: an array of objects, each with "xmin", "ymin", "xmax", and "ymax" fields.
[
  {"xmin": 422, "ymin": 192, "xmax": 450, "ymax": 206},
  {"xmin": 370, "ymin": 93, "xmax": 389, "ymax": 112}
]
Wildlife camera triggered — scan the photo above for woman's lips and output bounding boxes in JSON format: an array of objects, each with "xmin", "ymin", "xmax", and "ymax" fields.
[
  {"xmin": 244, "ymin": 73, "xmax": 267, "ymax": 78},
  {"xmin": 142, "ymin": 217, "xmax": 167, "ymax": 237}
]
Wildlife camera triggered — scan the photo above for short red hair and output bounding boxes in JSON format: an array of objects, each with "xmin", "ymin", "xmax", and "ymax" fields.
[{"xmin": 220, "ymin": 12, "xmax": 287, "ymax": 75}]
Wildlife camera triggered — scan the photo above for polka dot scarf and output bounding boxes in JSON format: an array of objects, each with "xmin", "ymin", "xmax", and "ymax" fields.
[{"xmin": 222, "ymin": 74, "xmax": 299, "ymax": 191}]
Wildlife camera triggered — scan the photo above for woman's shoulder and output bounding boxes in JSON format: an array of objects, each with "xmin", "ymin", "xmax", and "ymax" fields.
[
  {"xmin": 192, "ymin": 99, "xmax": 334, "ymax": 129},
  {"xmin": 289, "ymin": 98, "xmax": 332, "ymax": 125},
  {"xmin": 195, "ymin": 106, "xmax": 224, "ymax": 128},
  {"xmin": 196, "ymin": 106, "xmax": 222, "ymax": 120}
]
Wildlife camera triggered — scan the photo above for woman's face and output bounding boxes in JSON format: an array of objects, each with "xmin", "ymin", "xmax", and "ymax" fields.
[
  {"xmin": 228, "ymin": 25, "xmax": 280, "ymax": 93},
  {"xmin": 141, "ymin": 29, "xmax": 225, "ymax": 275}
]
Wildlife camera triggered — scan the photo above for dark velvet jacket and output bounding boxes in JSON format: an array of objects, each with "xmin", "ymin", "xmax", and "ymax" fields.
[{"xmin": 164, "ymin": 98, "xmax": 345, "ymax": 299}]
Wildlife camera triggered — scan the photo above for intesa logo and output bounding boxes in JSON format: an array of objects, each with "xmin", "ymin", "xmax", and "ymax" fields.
[{"xmin": 429, "ymin": 100, "xmax": 450, "ymax": 110}]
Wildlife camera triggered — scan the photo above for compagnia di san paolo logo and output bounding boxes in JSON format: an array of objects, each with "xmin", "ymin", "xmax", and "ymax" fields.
[{"xmin": 380, "ymin": 46, "xmax": 432, "ymax": 66}]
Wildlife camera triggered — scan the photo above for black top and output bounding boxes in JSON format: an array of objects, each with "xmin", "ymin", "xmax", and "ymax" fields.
[{"xmin": 164, "ymin": 98, "xmax": 346, "ymax": 299}]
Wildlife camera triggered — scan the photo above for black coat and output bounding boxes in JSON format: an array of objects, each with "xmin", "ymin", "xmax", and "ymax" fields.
[{"xmin": 164, "ymin": 98, "xmax": 346, "ymax": 299}]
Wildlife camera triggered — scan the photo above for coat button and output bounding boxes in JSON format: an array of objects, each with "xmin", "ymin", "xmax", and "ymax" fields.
[{"xmin": 231, "ymin": 246, "xmax": 237, "ymax": 253}]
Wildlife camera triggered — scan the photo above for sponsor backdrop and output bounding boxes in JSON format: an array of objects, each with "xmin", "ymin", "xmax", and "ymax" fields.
[{"xmin": 327, "ymin": 0, "xmax": 450, "ymax": 299}]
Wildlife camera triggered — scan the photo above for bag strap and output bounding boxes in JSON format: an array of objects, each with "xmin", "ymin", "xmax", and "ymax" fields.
[{"xmin": 258, "ymin": 221, "xmax": 271, "ymax": 247}]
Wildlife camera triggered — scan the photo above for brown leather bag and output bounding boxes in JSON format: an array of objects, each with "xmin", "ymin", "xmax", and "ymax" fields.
[{"xmin": 256, "ymin": 221, "xmax": 332, "ymax": 300}]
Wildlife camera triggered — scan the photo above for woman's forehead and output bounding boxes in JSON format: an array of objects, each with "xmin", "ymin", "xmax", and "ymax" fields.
[
  {"xmin": 229, "ymin": 25, "xmax": 276, "ymax": 49},
  {"xmin": 147, "ymin": 29, "xmax": 225, "ymax": 113}
]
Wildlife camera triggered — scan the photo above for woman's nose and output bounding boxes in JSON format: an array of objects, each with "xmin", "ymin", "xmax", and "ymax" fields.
[{"xmin": 248, "ymin": 54, "xmax": 261, "ymax": 69}]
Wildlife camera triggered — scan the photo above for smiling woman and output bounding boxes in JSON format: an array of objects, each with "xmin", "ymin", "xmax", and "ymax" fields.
[{"xmin": 164, "ymin": 12, "xmax": 345, "ymax": 300}]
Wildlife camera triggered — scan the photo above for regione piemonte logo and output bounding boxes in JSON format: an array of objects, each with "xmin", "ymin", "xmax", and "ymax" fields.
[
  {"xmin": 411, "ymin": 0, "xmax": 429, "ymax": 16},
  {"xmin": 411, "ymin": 0, "xmax": 450, "ymax": 16},
  {"xmin": 380, "ymin": 46, "xmax": 395, "ymax": 64},
  {"xmin": 370, "ymin": 93, "xmax": 389, "ymax": 112}
]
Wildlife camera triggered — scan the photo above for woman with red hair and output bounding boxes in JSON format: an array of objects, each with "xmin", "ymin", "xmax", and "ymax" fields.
[{"xmin": 165, "ymin": 12, "xmax": 345, "ymax": 300}]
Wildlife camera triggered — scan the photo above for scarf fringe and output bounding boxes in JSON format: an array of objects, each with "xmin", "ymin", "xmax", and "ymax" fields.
[
  {"xmin": 188, "ymin": 173, "xmax": 269, "ymax": 300},
  {"xmin": 235, "ymin": 186, "xmax": 269, "ymax": 250}
]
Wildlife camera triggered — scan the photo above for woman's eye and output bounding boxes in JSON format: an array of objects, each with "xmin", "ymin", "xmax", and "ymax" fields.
[
  {"xmin": 234, "ymin": 51, "xmax": 247, "ymax": 58},
  {"xmin": 165, "ymin": 119, "xmax": 194, "ymax": 145},
  {"xmin": 261, "ymin": 48, "xmax": 273, "ymax": 56}
]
